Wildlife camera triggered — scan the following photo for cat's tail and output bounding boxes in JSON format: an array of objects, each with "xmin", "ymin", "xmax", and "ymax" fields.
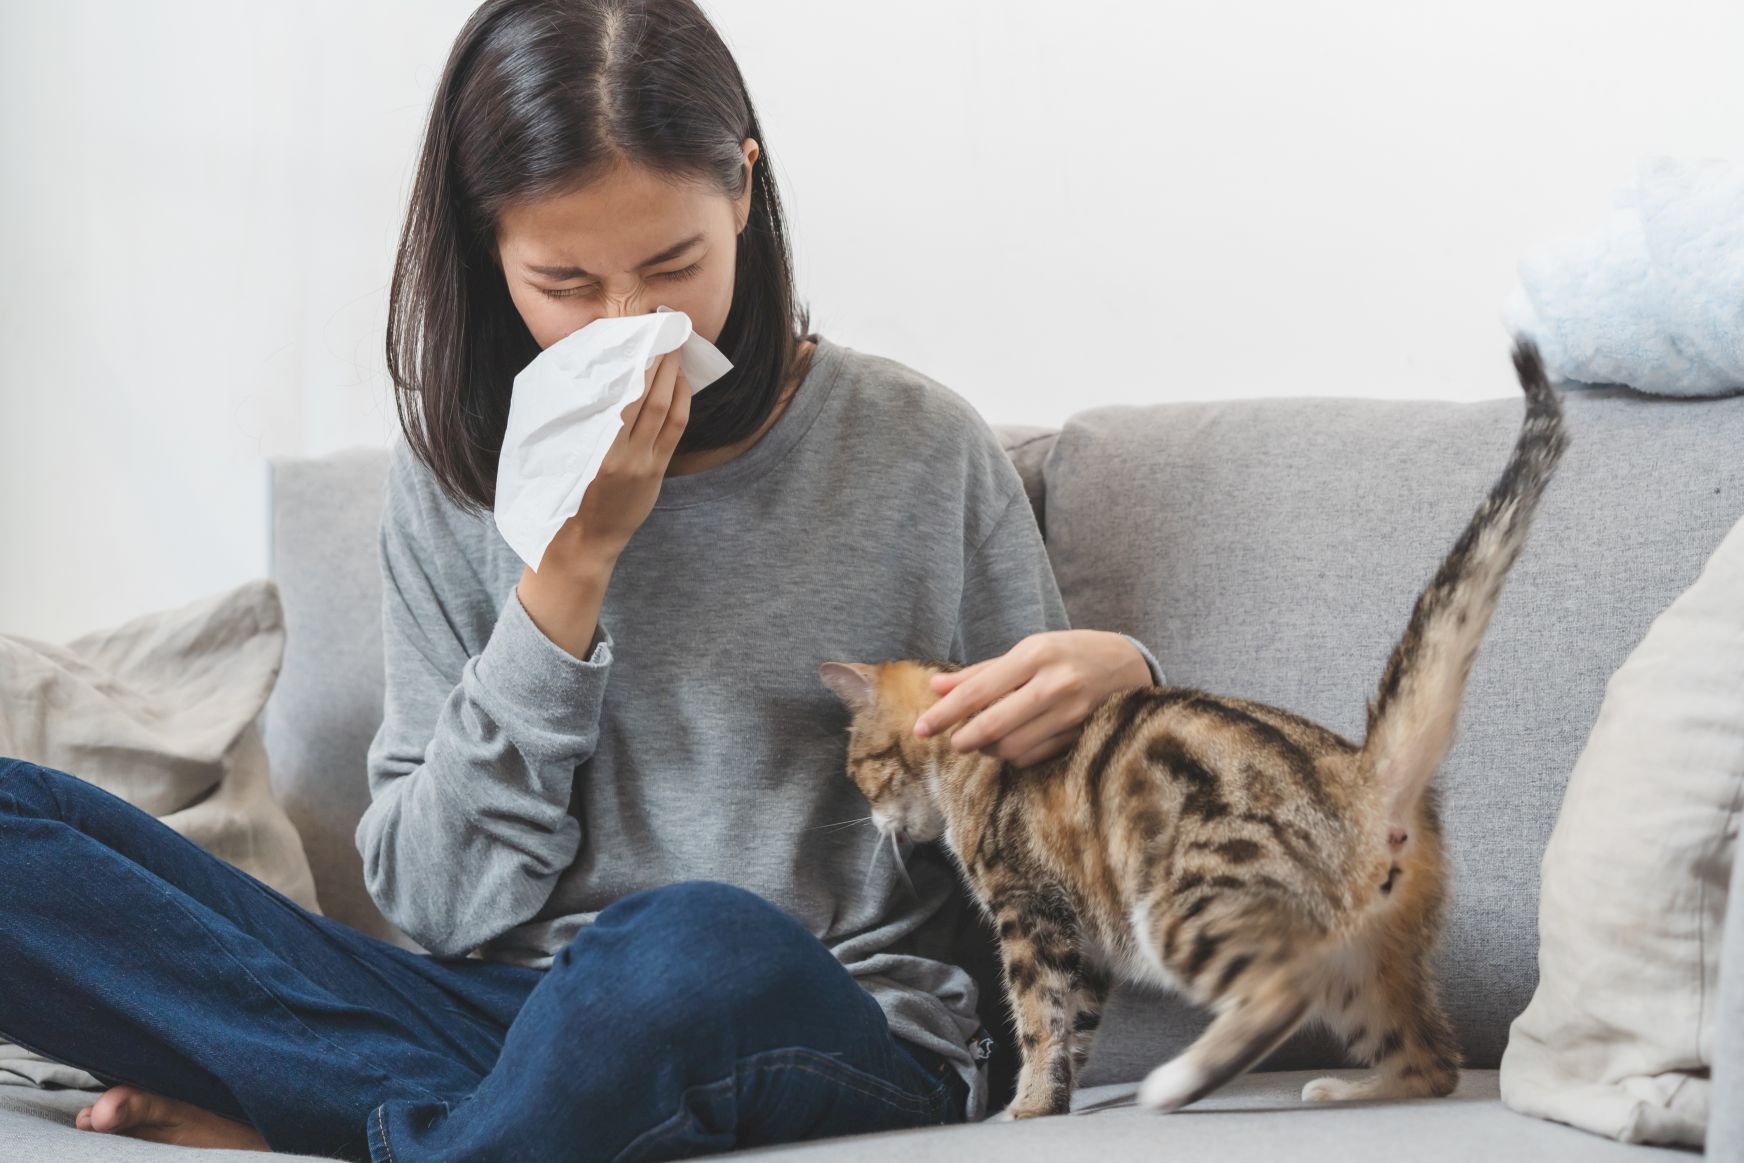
[{"xmin": 1357, "ymin": 338, "xmax": 1568, "ymax": 845}]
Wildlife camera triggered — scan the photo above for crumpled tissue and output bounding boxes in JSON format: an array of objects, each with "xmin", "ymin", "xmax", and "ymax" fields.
[{"xmin": 494, "ymin": 306, "xmax": 733, "ymax": 571}]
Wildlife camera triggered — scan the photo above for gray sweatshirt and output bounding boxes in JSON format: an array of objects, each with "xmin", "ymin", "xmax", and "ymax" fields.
[{"xmin": 356, "ymin": 334, "xmax": 1164, "ymax": 1121}]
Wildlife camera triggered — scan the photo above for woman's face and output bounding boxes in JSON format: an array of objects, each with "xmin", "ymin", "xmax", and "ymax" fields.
[{"xmin": 494, "ymin": 139, "xmax": 759, "ymax": 349}]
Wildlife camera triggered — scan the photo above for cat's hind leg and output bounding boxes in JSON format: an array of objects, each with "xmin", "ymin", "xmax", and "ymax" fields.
[
  {"xmin": 1302, "ymin": 945, "xmax": 1460, "ymax": 1102},
  {"xmin": 1133, "ymin": 880, "xmax": 1318, "ymax": 1112},
  {"xmin": 1137, "ymin": 964, "xmax": 1309, "ymax": 1112}
]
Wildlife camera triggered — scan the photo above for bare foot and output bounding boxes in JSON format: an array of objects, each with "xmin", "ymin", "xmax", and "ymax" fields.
[{"xmin": 75, "ymin": 1085, "xmax": 271, "ymax": 1151}]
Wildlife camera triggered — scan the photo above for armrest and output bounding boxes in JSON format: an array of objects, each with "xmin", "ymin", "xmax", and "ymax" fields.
[{"xmin": 1710, "ymin": 837, "xmax": 1744, "ymax": 1161}]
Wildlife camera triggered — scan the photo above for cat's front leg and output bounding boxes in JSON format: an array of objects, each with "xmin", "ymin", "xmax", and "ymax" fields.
[{"xmin": 993, "ymin": 898, "xmax": 1083, "ymax": 1120}]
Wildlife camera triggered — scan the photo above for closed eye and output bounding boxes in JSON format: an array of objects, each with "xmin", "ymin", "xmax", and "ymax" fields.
[{"xmin": 538, "ymin": 262, "xmax": 705, "ymax": 301}]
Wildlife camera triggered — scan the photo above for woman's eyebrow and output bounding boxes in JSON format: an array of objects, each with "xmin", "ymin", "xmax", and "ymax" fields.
[{"xmin": 524, "ymin": 232, "xmax": 705, "ymax": 279}]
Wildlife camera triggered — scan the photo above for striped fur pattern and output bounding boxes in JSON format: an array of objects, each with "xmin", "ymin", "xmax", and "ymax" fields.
[{"xmin": 820, "ymin": 339, "xmax": 1567, "ymax": 1119}]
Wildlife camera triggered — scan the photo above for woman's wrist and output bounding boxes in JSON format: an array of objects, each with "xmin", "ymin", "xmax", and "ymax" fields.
[
  {"xmin": 517, "ymin": 551, "xmax": 616, "ymax": 661},
  {"xmin": 1119, "ymin": 636, "xmax": 1156, "ymax": 688}
]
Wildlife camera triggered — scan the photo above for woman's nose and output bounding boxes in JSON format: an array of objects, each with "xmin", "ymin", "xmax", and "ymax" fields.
[{"xmin": 600, "ymin": 292, "xmax": 648, "ymax": 318}]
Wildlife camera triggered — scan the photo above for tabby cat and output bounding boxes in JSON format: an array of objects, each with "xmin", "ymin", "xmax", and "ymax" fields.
[{"xmin": 819, "ymin": 338, "xmax": 1567, "ymax": 1120}]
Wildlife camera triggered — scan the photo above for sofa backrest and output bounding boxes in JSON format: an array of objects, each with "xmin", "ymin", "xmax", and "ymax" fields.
[
  {"xmin": 262, "ymin": 448, "xmax": 395, "ymax": 943},
  {"xmin": 263, "ymin": 386, "xmax": 1744, "ymax": 1082}
]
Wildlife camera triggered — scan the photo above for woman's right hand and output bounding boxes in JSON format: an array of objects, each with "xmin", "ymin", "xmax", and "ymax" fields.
[
  {"xmin": 516, "ymin": 347, "xmax": 691, "ymax": 661},
  {"xmin": 546, "ymin": 346, "xmax": 693, "ymax": 570}
]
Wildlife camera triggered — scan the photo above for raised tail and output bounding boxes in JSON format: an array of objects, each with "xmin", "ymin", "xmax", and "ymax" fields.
[{"xmin": 1359, "ymin": 337, "xmax": 1569, "ymax": 843}]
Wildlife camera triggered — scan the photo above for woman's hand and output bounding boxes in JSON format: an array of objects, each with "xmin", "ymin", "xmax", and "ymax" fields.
[
  {"xmin": 518, "ymin": 348, "xmax": 690, "ymax": 661},
  {"xmin": 912, "ymin": 631, "xmax": 1151, "ymax": 768},
  {"xmin": 544, "ymin": 347, "xmax": 692, "ymax": 568}
]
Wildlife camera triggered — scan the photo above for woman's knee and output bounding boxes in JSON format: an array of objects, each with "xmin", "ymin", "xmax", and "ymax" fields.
[
  {"xmin": 582, "ymin": 881, "xmax": 840, "ymax": 1015},
  {"xmin": 600, "ymin": 881, "xmax": 814, "ymax": 951},
  {"xmin": 0, "ymin": 758, "xmax": 66, "ymax": 819}
]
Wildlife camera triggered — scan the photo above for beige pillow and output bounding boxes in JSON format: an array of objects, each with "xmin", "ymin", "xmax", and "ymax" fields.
[
  {"xmin": 1500, "ymin": 512, "xmax": 1744, "ymax": 1147},
  {"xmin": 0, "ymin": 577, "xmax": 320, "ymax": 1089}
]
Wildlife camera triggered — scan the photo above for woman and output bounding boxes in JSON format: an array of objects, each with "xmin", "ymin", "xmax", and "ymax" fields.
[{"xmin": 0, "ymin": 0, "xmax": 1163, "ymax": 1158}]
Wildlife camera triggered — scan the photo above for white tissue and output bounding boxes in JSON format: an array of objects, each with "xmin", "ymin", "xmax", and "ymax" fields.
[{"xmin": 494, "ymin": 306, "xmax": 733, "ymax": 571}]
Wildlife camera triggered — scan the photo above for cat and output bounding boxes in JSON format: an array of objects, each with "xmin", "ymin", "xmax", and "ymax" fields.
[{"xmin": 819, "ymin": 338, "xmax": 1568, "ymax": 1121}]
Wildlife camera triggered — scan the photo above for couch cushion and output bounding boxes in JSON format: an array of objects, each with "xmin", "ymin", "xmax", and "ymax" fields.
[
  {"xmin": 1042, "ymin": 386, "xmax": 1744, "ymax": 1080},
  {"xmin": 726, "ymin": 1070, "xmax": 1688, "ymax": 1162},
  {"xmin": 0, "ymin": 1070, "xmax": 1683, "ymax": 1161}
]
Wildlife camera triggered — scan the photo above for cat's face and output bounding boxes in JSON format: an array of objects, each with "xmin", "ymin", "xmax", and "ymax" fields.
[{"xmin": 818, "ymin": 660, "xmax": 954, "ymax": 844}]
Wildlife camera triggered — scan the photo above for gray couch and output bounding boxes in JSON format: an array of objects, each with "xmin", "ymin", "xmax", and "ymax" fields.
[{"xmin": 5, "ymin": 383, "xmax": 1741, "ymax": 1160}]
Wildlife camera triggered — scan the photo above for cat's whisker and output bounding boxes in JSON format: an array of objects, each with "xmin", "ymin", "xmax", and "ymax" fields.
[
  {"xmin": 861, "ymin": 831, "xmax": 885, "ymax": 897},
  {"xmin": 808, "ymin": 815, "xmax": 875, "ymax": 834},
  {"xmin": 889, "ymin": 830, "xmax": 916, "ymax": 898}
]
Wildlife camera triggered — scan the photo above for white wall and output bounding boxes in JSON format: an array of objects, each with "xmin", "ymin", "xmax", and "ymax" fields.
[{"xmin": 2, "ymin": 0, "xmax": 1739, "ymax": 640}]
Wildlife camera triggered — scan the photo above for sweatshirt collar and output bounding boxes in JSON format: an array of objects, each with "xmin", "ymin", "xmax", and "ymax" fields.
[{"xmin": 652, "ymin": 333, "xmax": 843, "ymax": 510}]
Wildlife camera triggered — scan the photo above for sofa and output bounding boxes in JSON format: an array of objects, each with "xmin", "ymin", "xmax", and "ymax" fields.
[{"xmin": 3, "ymin": 381, "xmax": 1740, "ymax": 1160}]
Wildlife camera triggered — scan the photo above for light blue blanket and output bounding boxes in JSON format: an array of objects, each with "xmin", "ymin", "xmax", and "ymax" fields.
[{"xmin": 1503, "ymin": 156, "xmax": 1743, "ymax": 397}]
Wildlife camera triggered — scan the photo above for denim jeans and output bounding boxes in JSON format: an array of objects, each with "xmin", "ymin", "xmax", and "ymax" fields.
[{"xmin": 0, "ymin": 758, "xmax": 971, "ymax": 1161}]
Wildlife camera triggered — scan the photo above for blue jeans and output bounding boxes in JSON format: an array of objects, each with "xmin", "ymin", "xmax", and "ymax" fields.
[{"xmin": 0, "ymin": 758, "xmax": 970, "ymax": 1161}]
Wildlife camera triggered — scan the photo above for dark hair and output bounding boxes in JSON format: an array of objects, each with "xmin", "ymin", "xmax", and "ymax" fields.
[{"xmin": 386, "ymin": 0, "xmax": 813, "ymax": 515}]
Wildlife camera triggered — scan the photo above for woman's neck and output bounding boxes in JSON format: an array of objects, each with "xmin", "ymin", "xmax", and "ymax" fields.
[{"xmin": 666, "ymin": 338, "xmax": 816, "ymax": 477}]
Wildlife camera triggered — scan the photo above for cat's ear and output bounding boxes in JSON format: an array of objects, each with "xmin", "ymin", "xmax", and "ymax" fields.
[{"xmin": 819, "ymin": 662, "xmax": 878, "ymax": 714}]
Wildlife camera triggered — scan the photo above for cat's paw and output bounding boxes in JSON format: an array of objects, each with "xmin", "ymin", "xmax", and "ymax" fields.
[
  {"xmin": 1136, "ymin": 1058, "xmax": 1203, "ymax": 1113},
  {"xmin": 987, "ymin": 1107, "xmax": 1018, "ymax": 1123},
  {"xmin": 1301, "ymin": 1076, "xmax": 1358, "ymax": 1102}
]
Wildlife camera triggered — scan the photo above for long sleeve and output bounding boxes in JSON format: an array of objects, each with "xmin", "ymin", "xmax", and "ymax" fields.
[
  {"xmin": 355, "ymin": 446, "xmax": 614, "ymax": 959},
  {"xmin": 955, "ymin": 489, "xmax": 1071, "ymax": 661},
  {"xmin": 955, "ymin": 489, "xmax": 1167, "ymax": 686},
  {"xmin": 1123, "ymin": 635, "xmax": 1167, "ymax": 686}
]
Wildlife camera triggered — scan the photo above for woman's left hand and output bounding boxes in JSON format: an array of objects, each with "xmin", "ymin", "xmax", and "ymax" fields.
[{"xmin": 913, "ymin": 630, "xmax": 1152, "ymax": 768}]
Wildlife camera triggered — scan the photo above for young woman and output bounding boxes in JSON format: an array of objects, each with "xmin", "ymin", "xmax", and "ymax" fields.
[{"xmin": 0, "ymin": 1, "xmax": 1163, "ymax": 1158}]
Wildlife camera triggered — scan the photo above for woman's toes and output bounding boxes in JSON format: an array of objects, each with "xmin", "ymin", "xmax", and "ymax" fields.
[
  {"xmin": 96, "ymin": 1085, "xmax": 155, "ymax": 1133},
  {"xmin": 74, "ymin": 1084, "xmax": 270, "ymax": 1151}
]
